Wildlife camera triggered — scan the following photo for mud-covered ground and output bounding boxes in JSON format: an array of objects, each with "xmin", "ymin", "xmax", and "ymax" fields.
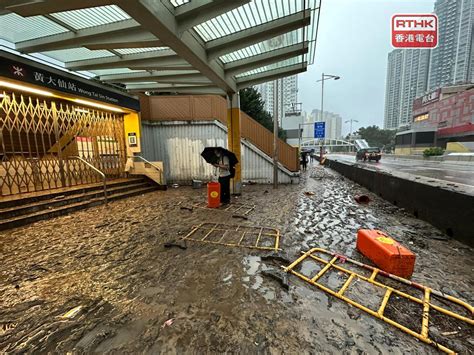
[{"xmin": 1, "ymin": 163, "xmax": 473, "ymax": 354}]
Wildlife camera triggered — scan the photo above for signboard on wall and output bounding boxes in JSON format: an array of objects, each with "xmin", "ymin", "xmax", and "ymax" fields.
[
  {"xmin": 0, "ymin": 51, "xmax": 140, "ymax": 111},
  {"xmin": 128, "ymin": 132, "xmax": 138, "ymax": 147},
  {"xmin": 413, "ymin": 88, "xmax": 441, "ymax": 110}
]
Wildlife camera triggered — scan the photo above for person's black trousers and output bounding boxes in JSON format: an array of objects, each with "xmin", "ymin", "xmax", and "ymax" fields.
[{"xmin": 218, "ymin": 176, "xmax": 231, "ymax": 203}]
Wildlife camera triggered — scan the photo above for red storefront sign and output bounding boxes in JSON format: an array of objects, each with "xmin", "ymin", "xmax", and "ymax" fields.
[{"xmin": 392, "ymin": 14, "xmax": 438, "ymax": 48}]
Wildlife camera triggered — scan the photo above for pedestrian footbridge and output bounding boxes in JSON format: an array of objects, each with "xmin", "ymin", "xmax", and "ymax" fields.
[{"xmin": 301, "ymin": 138, "xmax": 355, "ymax": 150}]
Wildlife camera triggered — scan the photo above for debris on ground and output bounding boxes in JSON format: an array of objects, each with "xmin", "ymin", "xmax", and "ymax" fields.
[
  {"xmin": 304, "ymin": 191, "xmax": 315, "ymax": 196},
  {"xmin": 192, "ymin": 180, "xmax": 203, "ymax": 189},
  {"xmin": 261, "ymin": 254, "xmax": 292, "ymax": 265},
  {"xmin": 232, "ymin": 214, "xmax": 248, "ymax": 220},
  {"xmin": 161, "ymin": 318, "xmax": 175, "ymax": 328},
  {"xmin": 283, "ymin": 248, "xmax": 473, "ymax": 355},
  {"xmin": 354, "ymin": 194, "xmax": 370, "ymax": 203},
  {"xmin": 181, "ymin": 222, "xmax": 280, "ymax": 252},
  {"xmin": 61, "ymin": 306, "xmax": 83, "ymax": 319},
  {"xmin": 1, "ymin": 323, "xmax": 17, "ymax": 335},
  {"xmin": 441, "ymin": 331, "xmax": 459, "ymax": 336},
  {"xmin": 357, "ymin": 229, "xmax": 415, "ymax": 278},
  {"xmin": 261, "ymin": 269, "xmax": 289, "ymax": 290},
  {"xmin": 163, "ymin": 240, "xmax": 187, "ymax": 250}
]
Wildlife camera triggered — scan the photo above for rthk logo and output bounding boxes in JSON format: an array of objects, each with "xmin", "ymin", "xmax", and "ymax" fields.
[{"xmin": 392, "ymin": 14, "xmax": 438, "ymax": 48}]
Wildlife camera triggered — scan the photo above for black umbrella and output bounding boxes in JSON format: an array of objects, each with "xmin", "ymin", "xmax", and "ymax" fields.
[{"xmin": 201, "ymin": 147, "xmax": 238, "ymax": 166}]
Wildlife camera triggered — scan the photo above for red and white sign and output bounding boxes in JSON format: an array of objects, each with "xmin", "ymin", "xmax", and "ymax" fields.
[{"xmin": 391, "ymin": 14, "xmax": 438, "ymax": 48}]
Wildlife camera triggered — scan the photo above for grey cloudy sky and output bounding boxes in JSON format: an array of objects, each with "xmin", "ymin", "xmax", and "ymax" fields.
[{"xmin": 298, "ymin": 0, "xmax": 434, "ymax": 135}]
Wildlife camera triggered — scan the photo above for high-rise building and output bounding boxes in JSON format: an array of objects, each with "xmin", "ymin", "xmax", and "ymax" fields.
[
  {"xmin": 383, "ymin": 49, "xmax": 430, "ymax": 129},
  {"xmin": 428, "ymin": 0, "xmax": 474, "ymax": 89},
  {"xmin": 384, "ymin": 0, "xmax": 473, "ymax": 130},
  {"xmin": 255, "ymin": 75, "xmax": 298, "ymax": 123}
]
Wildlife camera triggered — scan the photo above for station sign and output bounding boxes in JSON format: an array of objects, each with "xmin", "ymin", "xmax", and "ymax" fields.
[
  {"xmin": 391, "ymin": 14, "xmax": 438, "ymax": 48},
  {"xmin": 0, "ymin": 52, "xmax": 140, "ymax": 111}
]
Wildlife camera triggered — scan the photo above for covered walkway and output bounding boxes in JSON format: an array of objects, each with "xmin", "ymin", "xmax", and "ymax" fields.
[
  {"xmin": 1, "ymin": 0, "xmax": 321, "ymax": 193},
  {"xmin": 1, "ymin": 0, "xmax": 320, "ymax": 94}
]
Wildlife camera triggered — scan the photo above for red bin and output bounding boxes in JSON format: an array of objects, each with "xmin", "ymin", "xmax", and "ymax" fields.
[
  {"xmin": 207, "ymin": 182, "xmax": 221, "ymax": 208},
  {"xmin": 356, "ymin": 229, "xmax": 416, "ymax": 278}
]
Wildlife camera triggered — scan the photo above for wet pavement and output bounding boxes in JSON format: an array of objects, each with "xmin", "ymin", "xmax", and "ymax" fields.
[
  {"xmin": 1, "ymin": 164, "xmax": 473, "ymax": 353},
  {"xmin": 329, "ymin": 154, "xmax": 474, "ymax": 188}
]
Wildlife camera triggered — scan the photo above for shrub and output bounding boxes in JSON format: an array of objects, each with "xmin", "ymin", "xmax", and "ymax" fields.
[{"xmin": 423, "ymin": 147, "xmax": 444, "ymax": 157}]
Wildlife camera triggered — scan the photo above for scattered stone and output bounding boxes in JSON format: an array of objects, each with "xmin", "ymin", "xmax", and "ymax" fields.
[
  {"xmin": 261, "ymin": 254, "xmax": 292, "ymax": 265},
  {"xmin": 441, "ymin": 331, "xmax": 459, "ymax": 336},
  {"xmin": 232, "ymin": 214, "xmax": 248, "ymax": 220},
  {"xmin": 161, "ymin": 318, "xmax": 175, "ymax": 328},
  {"xmin": 261, "ymin": 269, "xmax": 289, "ymax": 290},
  {"xmin": 163, "ymin": 240, "xmax": 187, "ymax": 250},
  {"xmin": 61, "ymin": 305, "xmax": 83, "ymax": 319},
  {"xmin": 210, "ymin": 312, "xmax": 221, "ymax": 323}
]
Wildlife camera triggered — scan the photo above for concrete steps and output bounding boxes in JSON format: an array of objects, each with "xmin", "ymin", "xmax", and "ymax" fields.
[{"xmin": 0, "ymin": 178, "xmax": 159, "ymax": 231}]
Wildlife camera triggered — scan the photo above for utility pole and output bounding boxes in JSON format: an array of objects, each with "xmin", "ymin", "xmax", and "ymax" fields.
[
  {"xmin": 345, "ymin": 118, "xmax": 359, "ymax": 152},
  {"xmin": 320, "ymin": 73, "xmax": 325, "ymax": 160},
  {"xmin": 273, "ymin": 80, "xmax": 279, "ymax": 189},
  {"xmin": 316, "ymin": 73, "xmax": 340, "ymax": 159}
]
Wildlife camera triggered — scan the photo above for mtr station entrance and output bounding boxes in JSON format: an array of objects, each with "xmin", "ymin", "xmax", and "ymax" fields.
[{"xmin": 0, "ymin": 52, "xmax": 141, "ymax": 197}]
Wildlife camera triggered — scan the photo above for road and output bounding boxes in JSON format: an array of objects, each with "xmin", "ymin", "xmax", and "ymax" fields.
[{"xmin": 328, "ymin": 154, "xmax": 474, "ymax": 187}]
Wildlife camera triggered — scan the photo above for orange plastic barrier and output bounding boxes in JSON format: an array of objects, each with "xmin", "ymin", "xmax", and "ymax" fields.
[
  {"xmin": 356, "ymin": 230, "xmax": 416, "ymax": 278},
  {"xmin": 207, "ymin": 182, "xmax": 221, "ymax": 208}
]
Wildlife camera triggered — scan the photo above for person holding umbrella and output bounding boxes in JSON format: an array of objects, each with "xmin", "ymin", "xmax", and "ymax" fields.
[
  {"xmin": 213, "ymin": 149, "xmax": 231, "ymax": 204},
  {"xmin": 201, "ymin": 147, "xmax": 238, "ymax": 205}
]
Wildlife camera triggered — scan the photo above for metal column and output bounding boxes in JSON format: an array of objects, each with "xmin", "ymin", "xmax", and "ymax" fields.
[{"xmin": 227, "ymin": 93, "xmax": 242, "ymax": 195}]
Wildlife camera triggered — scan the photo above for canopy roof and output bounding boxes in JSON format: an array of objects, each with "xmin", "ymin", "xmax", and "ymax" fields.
[{"xmin": 0, "ymin": 0, "xmax": 321, "ymax": 95}]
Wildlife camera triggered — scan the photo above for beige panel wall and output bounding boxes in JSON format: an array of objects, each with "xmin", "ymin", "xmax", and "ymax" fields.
[{"xmin": 140, "ymin": 95, "xmax": 299, "ymax": 172}]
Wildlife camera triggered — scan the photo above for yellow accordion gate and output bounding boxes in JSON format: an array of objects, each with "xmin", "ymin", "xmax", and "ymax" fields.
[{"xmin": 0, "ymin": 91, "xmax": 126, "ymax": 196}]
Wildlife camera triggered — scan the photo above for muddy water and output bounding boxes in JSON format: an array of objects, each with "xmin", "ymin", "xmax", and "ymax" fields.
[{"xmin": 1, "ymin": 164, "xmax": 473, "ymax": 353}]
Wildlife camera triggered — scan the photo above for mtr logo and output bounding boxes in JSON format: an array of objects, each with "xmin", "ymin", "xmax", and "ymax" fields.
[{"xmin": 392, "ymin": 14, "xmax": 438, "ymax": 48}]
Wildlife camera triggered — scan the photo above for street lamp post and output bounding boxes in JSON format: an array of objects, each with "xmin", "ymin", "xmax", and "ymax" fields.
[
  {"xmin": 316, "ymin": 73, "xmax": 340, "ymax": 160},
  {"xmin": 345, "ymin": 118, "xmax": 359, "ymax": 152}
]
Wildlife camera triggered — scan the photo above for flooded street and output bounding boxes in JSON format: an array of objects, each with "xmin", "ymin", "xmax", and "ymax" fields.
[{"xmin": 1, "ymin": 164, "xmax": 473, "ymax": 353}]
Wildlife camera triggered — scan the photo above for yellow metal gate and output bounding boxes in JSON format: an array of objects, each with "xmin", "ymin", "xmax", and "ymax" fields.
[
  {"xmin": 283, "ymin": 248, "xmax": 474, "ymax": 354},
  {"xmin": 182, "ymin": 223, "xmax": 280, "ymax": 251},
  {"xmin": 0, "ymin": 91, "xmax": 126, "ymax": 196}
]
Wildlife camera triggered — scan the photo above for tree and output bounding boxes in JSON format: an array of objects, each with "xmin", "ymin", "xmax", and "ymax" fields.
[
  {"xmin": 239, "ymin": 87, "xmax": 286, "ymax": 140},
  {"xmin": 355, "ymin": 125, "xmax": 396, "ymax": 150}
]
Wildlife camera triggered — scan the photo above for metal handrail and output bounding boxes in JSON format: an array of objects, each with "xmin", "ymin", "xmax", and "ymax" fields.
[
  {"xmin": 71, "ymin": 156, "xmax": 107, "ymax": 204},
  {"xmin": 128, "ymin": 155, "xmax": 165, "ymax": 185},
  {"xmin": 127, "ymin": 155, "xmax": 165, "ymax": 184}
]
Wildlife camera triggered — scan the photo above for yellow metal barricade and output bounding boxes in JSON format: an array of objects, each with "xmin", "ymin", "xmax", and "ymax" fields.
[
  {"xmin": 283, "ymin": 248, "xmax": 473, "ymax": 354},
  {"xmin": 181, "ymin": 223, "xmax": 280, "ymax": 252}
]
